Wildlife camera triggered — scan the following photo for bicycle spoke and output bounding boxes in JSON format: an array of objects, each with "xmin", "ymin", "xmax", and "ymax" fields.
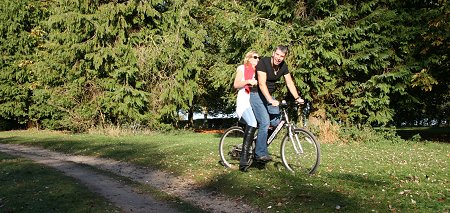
[
  {"xmin": 219, "ymin": 127, "xmax": 245, "ymax": 169},
  {"xmin": 281, "ymin": 128, "xmax": 320, "ymax": 174}
]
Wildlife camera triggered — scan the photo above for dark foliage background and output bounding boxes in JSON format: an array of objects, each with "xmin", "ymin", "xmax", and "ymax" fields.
[{"xmin": 1, "ymin": 0, "xmax": 448, "ymax": 131}]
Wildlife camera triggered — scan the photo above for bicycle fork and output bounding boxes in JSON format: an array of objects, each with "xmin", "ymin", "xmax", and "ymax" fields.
[{"xmin": 288, "ymin": 127, "xmax": 304, "ymax": 154}]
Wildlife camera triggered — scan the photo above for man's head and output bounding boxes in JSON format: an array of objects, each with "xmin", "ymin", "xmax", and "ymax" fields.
[{"xmin": 272, "ymin": 45, "xmax": 288, "ymax": 66}]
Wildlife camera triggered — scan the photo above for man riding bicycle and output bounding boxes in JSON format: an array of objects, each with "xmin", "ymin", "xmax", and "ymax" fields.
[{"xmin": 250, "ymin": 45, "xmax": 304, "ymax": 162}]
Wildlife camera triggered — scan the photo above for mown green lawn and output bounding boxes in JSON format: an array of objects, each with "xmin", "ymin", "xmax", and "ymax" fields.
[{"xmin": 0, "ymin": 130, "xmax": 448, "ymax": 212}]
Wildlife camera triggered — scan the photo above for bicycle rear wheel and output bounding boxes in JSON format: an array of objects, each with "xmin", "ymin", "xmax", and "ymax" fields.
[
  {"xmin": 281, "ymin": 128, "xmax": 320, "ymax": 174},
  {"xmin": 219, "ymin": 126, "xmax": 245, "ymax": 169}
]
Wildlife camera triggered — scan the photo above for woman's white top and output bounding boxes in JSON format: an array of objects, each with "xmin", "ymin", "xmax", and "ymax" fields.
[{"xmin": 236, "ymin": 65, "xmax": 253, "ymax": 118}]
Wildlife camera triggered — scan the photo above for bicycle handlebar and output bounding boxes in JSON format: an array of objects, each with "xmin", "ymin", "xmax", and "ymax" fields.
[{"xmin": 269, "ymin": 100, "xmax": 304, "ymax": 107}]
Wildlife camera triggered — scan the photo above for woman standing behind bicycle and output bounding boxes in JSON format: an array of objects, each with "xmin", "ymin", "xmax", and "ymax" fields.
[{"xmin": 233, "ymin": 51, "xmax": 260, "ymax": 172}]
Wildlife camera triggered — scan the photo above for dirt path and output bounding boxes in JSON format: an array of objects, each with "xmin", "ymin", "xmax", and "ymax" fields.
[{"xmin": 0, "ymin": 143, "xmax": 259, "ymax": 213}]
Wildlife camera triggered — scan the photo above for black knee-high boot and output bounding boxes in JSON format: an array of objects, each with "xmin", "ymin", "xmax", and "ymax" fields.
[{"xmin": 240, "ymin": 125, "xmax": 256, "ymax": 172}]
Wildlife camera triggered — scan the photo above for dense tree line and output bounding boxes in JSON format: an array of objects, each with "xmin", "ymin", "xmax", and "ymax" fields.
[{"xmin": 0, "ymin": 0, "xmax": 448, "ymax": 131}]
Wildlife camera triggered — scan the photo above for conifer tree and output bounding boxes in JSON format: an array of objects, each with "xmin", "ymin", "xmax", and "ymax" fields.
[{"xmin": 0, "ymin": 0, "xmax": 49, "ymax": 128}]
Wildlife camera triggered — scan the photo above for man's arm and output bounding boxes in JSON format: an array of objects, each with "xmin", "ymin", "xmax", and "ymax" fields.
[
  {"xmin": 284, "ymin": 74, "xmax": 304, "ymax": 103},
  {"xmin": 258, "ymin": 71, "xmax": 279, "ymax": 106}
]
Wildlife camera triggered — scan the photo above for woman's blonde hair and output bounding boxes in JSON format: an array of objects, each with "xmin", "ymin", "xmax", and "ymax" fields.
[{"xmin": 243, "ymin": 50, "xmax": 258, "ymax": 65}]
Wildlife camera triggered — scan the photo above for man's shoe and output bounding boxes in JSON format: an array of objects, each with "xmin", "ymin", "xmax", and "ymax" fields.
[{"xmin": 255, "ymin": 155, "xmax": 272, "ymax": 162}]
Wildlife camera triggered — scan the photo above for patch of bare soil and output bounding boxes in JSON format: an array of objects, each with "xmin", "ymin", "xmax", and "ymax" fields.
[
  {"xmin": 194, "ymin": 129, "xmax": 225, "ymax": 134},
  {"xmin": 0, "ymin": 144, "xmax": 259, "ymax": 213}
]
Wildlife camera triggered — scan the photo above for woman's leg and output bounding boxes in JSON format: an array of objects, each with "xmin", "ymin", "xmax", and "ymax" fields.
[
  {"xmin": 239, "ymin": 108, "xmax": 258, "ymax": 171},
  {"xmin": 240, "ymin": 108, "xmax": 257, "ymax": 128},
  {"xmin": 239, "ymin": 124, "xmax": 256, "ymax": 171}
]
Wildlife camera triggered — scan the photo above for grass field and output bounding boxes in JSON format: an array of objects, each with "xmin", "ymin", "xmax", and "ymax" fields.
[{"xmin": 0, "ymin": 129, "xmax": 448, "ymax": 212}]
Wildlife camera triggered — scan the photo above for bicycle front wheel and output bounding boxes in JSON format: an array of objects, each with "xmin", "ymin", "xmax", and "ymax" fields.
[
  {"xmin": 219, "ymin": 126, "xmax": 245, "ymax": 169},
  {"xmin": 281, "ymin": 128, "xmax": 320, "ymax": 174}
]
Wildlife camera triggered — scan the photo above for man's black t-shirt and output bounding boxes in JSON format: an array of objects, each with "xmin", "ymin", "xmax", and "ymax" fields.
[{"xmin": 253, "ymin": 57, "xmax": 289, "ymax": 93}]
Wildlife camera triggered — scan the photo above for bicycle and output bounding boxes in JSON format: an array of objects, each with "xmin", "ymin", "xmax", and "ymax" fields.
[{"xmin": 219, "ymin": 100, "xmax": 320, "ymax": 174}]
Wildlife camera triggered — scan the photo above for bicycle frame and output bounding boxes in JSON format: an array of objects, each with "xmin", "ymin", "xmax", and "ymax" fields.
[
  {"xmin": 266, "ymin": 101, "xmax": 305, "ymax": 154},
  {"xmin": 266, "ymin": 120, "xmax": 285, "ymax": 145},
  {"xmin": 266, "ymin": 101, "xmax": 294, "ymax": 145}
]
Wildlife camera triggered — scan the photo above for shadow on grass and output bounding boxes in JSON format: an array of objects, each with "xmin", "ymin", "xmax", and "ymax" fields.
[
  {"xmin": 326, "ymin": 172, "xmax": 389, "ymax": 188},
  {"xmin": 204, "ymin": 170, "xmax": 366, "ymax": 212},
  {"xmin": 395, "ymin": 127, "xmax": 449, "ymax": 142}
]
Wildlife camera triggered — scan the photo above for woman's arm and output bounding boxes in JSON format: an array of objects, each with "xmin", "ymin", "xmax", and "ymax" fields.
[
  {"xmin": 233, "ymin": 65, "xmax": 246, "ymax": 89},
  {"xmin": 234, "ymin": 65, "xmax": 257, "ymax": 89}
]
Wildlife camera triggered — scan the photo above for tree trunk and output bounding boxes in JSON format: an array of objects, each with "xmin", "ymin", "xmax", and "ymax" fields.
[{"xmin": 188, "ymin": 106, "xmax": 194, "ymax": 128}]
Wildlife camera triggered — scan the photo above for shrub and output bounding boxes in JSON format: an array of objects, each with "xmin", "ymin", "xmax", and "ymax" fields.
[{"xmin": 339, "ymin": 126, "xmax": 405, "ymax": 144}]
